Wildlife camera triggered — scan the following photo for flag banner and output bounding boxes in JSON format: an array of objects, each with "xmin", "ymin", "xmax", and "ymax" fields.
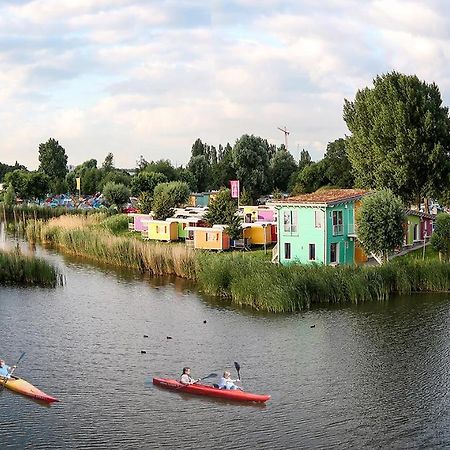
[
  {"xmin": 76, "ymin": 177, "xmax": 81, "ymax": 190},
  {"xmin": 230, "ymin": 180, "xmax": 240, "ymax": 198}
]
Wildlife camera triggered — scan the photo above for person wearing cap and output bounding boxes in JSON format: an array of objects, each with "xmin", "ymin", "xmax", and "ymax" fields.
[
  {"xmin": 0, "ymin": 359, "xmax": 15, "ymax": 379},
  {"xmin": 179, "ymin": 367, "xmax": 200, "ymax": 385}
]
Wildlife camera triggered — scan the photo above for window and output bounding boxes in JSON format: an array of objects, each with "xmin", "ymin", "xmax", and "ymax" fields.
[
  {"xmin": 156, "ymin": 225, "xmax": 159, "ymax": 233},
  {"xmin": 330, "ymin": 243, "xmax": 338, "ymax": 264},
  {"xmin": 283, "ymin": 210, "xmax": 298, "ymax": 233},
  {"xmin": 309, "ymin": 244, "xmax": 316, "ymax": 261},
  {"xmin": 284, "ymin": 242, "xmax": 291, "ymax": 260},
  {"xmin": 332, "ymin": 211, "xmax": 343, "ymax": 236},
  {"xmin": 164, "ymin": 226, "xmax": 167, "ymax": 233},
  {"xmin": 314, "ymin": 210, "xmax": 323, "ymax": 228}
]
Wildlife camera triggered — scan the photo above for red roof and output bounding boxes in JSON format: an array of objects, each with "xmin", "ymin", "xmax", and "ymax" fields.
[{"xmin": 278, "ymin": 189, "xmax": 369, "ymax": 205}]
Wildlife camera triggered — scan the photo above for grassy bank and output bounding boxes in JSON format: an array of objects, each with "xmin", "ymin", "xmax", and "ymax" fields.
[
  {"xmin": 27, "ymin": 215, "xmax": 450, "ymax": 312},
  {"xmin": 0, "ymin": 248, "xmax": 62, "ymax": 287}
]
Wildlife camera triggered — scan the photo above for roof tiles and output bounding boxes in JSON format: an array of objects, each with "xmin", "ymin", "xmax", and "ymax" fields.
[{"xmin": 278, "ymin": 189, "xmax": 369, "ymax": 205}]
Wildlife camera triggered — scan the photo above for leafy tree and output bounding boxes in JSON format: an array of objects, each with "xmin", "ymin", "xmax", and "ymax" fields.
[
  {"xmin": 431, "ymin": 213, "xmax": 450, "ymax": 261},
  {"xmin": 27, "ymin": 172, "xmax": 50, "ymax": 200},
  {"xmin": 232, "ymin": 134, "xmax": 271, "ymax": 201},
  {"xmin": 4, "ymin": 184, "xmax": 15, "ymax": 206},
  {"xmin": 0, "ymin": 161, "xmax": 27, "ymax": 182},
  {"xmin": 144, "ymin": 160, "xmax": 178, "ymax": 181},
  {"xmin": 323, "ymin": 138, "xmax": 354, "ymax": 188},
  {"xmin": 187, "ymin": 155, "xmax": 211, "ymax": 192},
  {"xmin": 153, "ymin": 181, "xmax": 190, "ymax": 206},
  {"xmin": 175, "ymin": 167, "xmax": 197, "ymax": 192},
  {"xmin": 204, "ymin": 188, "xmax": 241, "ymax": 239},
  {"xmin": 99, "ymin": 170, "xmax": 131, "ymax": 190},
  {"xmin": 152, "ymin": 189, "xmax": 175, "ymax": 220},
  {"xmin": 291, "ymin": 161, "xmax": 328, "ymax": 194},
  {"xmin": 137, "ymin": 191, "xmax": 153, "ymax": 214},
  {"xmin": 38, "ymin": 138, "xmax": 68, "ymax": 185},
  {"xmin": 4, "ymin": 170, "xmax": 29, "ymax": 199},
  {"xmin": 357, "ymin": 190, "xmax": 405, "ymax": 264},
  {"xmin": 131, "ymin": 171, "xmax": 167, "ymax": 196},
  {"xmin": 270, "ymin": 146, "xmax": 297, "ymax": 192},
  {"xmin": 102, "ymin": 153, "xmax": 114, "ymax": 171},
  {"xmin": 191, "ymin": 138, "xmax": 206, "ymax": 157},
  {"xmin": 344, "ymin": 71, "xmax": 450, "ymax": 205},
  {"xmin": 239, "ymin": 189, "xmax": 253, "ymax": 206},
  {"xmin": 102, "ymin": 182, "xmax": 131, "ymax": 209},
  {"xmin": 82, "ymin": 168, "xmax": 103, "ymax": 195},
  {"xmin": 212, "ymin": 143, "xmax": 236, "ymax": 189},
  {"xmin": 298, "ymin": 149, "xmax": 312, "ymax": 172},
  {"xmin": 66, "ymin": 172, "xmax": 77, "ymax": 193}
]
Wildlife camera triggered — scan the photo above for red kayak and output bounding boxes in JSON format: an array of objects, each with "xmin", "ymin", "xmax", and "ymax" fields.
[{"xmin": 153, "ymin": 377, "xmax": 270, "ymax": 403}]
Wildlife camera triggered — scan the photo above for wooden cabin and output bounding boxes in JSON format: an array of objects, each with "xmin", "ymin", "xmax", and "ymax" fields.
[
  {"xmin": 167, "ymin": 217, "xmax": 205, "ymax": 240},
  {"xmin": 242, "ymin": 223, "xmax": 273, "ymax": 246},
  {"xmin": 185, "ymin": 225, "xmax": 230, "ymax": 251},
  {"xmin": 144, "ymin": 220, "xmax": 179, "ymax": 242},
  {"xmin": 131, "ymin": 214, "xmax": 153, "ymax": 232}
]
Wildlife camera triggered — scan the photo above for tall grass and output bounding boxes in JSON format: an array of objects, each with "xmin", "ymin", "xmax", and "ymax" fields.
[
  {"xmin": 32, "ymin": 215, "xmax": 197, "ymax": 279},
  {"xmin": 0, "ymin": 248, "xmax": 62, "ymax": 287},
  {"xmin": 27, "ymin": 215, "xmax": 450, "ymax": 312}
]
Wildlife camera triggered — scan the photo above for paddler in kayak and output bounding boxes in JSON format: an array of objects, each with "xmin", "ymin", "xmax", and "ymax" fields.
[
  {"xmin": 179, "ymin": 367, "xmax": 201, "ymax": 385},
  {"xmin": 218, "ymin": 371, "xmax": 242, "ymax": 390},
  {"xmin": 0, "ymin": 359, "xmax": 16, "ymax": 379}
]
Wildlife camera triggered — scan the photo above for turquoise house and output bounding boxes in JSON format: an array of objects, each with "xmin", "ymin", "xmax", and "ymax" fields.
[{"xmin": 275, "ymin": 189, "xmax": 368, "ymax": 265}]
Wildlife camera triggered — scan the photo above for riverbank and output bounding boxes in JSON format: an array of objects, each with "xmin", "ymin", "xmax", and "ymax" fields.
[
  {"xmin": 26, "ymin": 214, "xmax": 450, "ymax": 312},
  {"xmin": 0, "ymin": 247, "xmax": 62, "ymax": 287}
]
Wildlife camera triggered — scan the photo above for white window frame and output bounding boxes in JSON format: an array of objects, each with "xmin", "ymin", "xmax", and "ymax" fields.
[
  {"xmin": 283, "ymin": 210, "xmax": 298, "ymax": 234},
  {"xmin": 314, "ymin": 210, "xmax": 323, "ymax": 229},
  {"xmin": 284, "ymin": 242, "xmax": 291, "ymax": 260}
]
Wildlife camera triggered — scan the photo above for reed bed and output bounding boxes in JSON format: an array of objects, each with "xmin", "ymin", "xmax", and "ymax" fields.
[
  {"xmin": 0, "ymin": 248, "xmax": 62, "ymax": 287},
  {"xmin": 26, "ymin": 215, "xmax": 450, "ymax": 312}
]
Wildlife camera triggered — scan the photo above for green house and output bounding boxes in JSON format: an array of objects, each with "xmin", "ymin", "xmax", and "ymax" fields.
[{"xmin": 275, "ymin": 189, "xmax": 368, "ymax": 265}]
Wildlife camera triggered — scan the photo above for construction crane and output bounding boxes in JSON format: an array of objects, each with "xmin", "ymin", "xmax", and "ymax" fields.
[{"xmin": 277, "ymin": 126, "xmax": 290, "ymax": 149}]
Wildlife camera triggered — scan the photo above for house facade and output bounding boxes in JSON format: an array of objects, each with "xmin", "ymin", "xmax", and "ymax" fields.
[
  {"xmin": 275, "ymin": 189, "xmax": 368, "ymax": 265},
  {"xmin": 404, "ymin": 210, "xmax": 435, "ymax": 245}
]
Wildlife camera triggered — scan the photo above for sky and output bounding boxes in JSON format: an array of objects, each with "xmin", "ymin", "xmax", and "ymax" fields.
[{"xmin": 2, "ymin": 0, "xmax": 450, "ymax": 170}]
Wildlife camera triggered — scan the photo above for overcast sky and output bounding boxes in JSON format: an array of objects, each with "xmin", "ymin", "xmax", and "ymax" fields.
[{"xmin": 2, "ymin": 0, "xmax": 450, "ymax": 170}]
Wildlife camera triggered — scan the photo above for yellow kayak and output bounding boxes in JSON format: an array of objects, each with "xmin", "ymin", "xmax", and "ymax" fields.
[{"xmin": 1, "ymin": 375, "xmax": 59, "ymax": 403}]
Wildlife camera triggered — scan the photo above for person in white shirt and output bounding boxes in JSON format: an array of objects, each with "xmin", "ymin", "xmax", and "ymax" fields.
[{"xmin": 218, "ymin": 371, "xmax": 242, "ymax": 390}]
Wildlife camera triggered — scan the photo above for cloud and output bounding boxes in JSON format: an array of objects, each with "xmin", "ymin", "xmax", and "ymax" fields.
[{"xmin": 2, "ymin": 0, "xmax": 450, "ymax": 169}]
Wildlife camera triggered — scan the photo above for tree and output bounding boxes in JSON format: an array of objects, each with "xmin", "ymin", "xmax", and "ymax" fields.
[
  {"xmin": 102, "ymin": 153, "xmax": 114, "ymax": 171},
  {"xmin": 0, "ymin": 161, "xmax": 27, "ymax": 182},
  {"xmin": 290, "ymin": 161, "xmax": 328, "ymax": 194},
  {"xmin": 153, "ymin": 181, "xmax": 190, "ymax": 206},
  {"xmin": 298, "ymin": 149, "xmax": 312, "ymax": 172},
  {"xmin": 344, "ymin": 71, "xmax": 450, "ymax": 205},
  {"xmin": 323, "ymin": 138, "xmax": 354, "ymax": 188},
  {"xmin": 187, "ymin": 155, "xmax": 211, "ymax": 192},
  {"xmin": 99, "ymin": 170, "xmax": 131, "ymax": 190},
  {"xmin": 431, "ymin": 213, "xmax": 450, "ymax": 261},
  {"xmin": 357, "ymin": 190, "xmax": 405, "ymax": 264},
  {"xmin": 102, "ymin": 182, "xmax": 131, "ymax": 209},
  {"xmin": 239, "ymin": 189, "xmax": 253, "ymax": 206},
  {"xmin": 4, "ymin": 170, "xmax": 30, "ymax": 199},
  {"xmin": 232, "ymin": 134, "xmax": 271, "ymax": 201},
  {"xmin": 270, "ymin": 146, "xmax": 297, "ymax": 192},
  {"xmin": 27, "ymin": 172, "xmax": 50, "ymax": 200},
  {"xmin": 144, "ymin": 160, "xmax": 178, "ymax": 181},
  {"xmin": 152, "ymin": 189, "xmax": 175, "ymax": 220},
  {"xmin": 131, "ymin": 171, "xmax": 167, "ymax": 196},
  {"xmin": 4, "ymin": 184, "xmax": 15, "ymax": 206},
  {"xmin": 38, "ymin": 138, "xmax": 68, "ymax": 185},
  {"xmin": 212, "ymin": 143, "xmax": 236, "ymax": 189},
  {"xmin": 204, "ymin": 188, "xmax": 241, "ymax": 239},
  {"xmin": 137, "ymin": 191, "xmax": 153, "ymax": 214},
  {"xmin": 191, "ymin": 138, "xmax": 206, "ymax": 157}
]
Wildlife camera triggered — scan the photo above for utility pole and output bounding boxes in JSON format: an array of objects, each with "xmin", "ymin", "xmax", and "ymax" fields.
[{"xmin": 277, "ymin": 126, "xmax": 290, "ymax": 149}]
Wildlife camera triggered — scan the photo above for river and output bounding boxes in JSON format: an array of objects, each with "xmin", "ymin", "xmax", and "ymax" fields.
[{"xmin": 1, "ymin": 231, "xmax": 450, "ymax": 449}]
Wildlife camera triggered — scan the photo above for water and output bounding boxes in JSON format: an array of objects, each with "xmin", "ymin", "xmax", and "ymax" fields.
[{"xmin": 1, "ymin": 235, "xmax": 450, "ymax": 448}]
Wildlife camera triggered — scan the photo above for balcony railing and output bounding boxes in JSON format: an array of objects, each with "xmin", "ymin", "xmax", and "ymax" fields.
[{"xmin": 332, "ymin": 224, "xmax": 343, "ymax": 236}]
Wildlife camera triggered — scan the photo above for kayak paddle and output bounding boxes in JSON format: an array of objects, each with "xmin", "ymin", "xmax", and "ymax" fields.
[
  {"xmin": 0, "ymin": 351, "xmax": 26, "ymax": 391},
  {"xmin": 234, "ymin": 361, "xmax": 241, "ymax": 380}
]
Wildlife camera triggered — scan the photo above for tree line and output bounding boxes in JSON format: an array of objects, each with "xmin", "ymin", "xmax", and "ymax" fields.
[{"xmin": 2, "ymin": 71, "xmax": 450, "ymax": 213}]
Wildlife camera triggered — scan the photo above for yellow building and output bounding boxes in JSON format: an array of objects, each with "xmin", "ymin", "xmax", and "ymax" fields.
[
  {"xmin": 145, "ymin": 220, "xmax": 179, "ymax": 241},
  {"xmin": 242, "ymin": 223, "xmax": 273, "ymax": 245},
  {"xmin": 185, "ymin": 225, "xmax": 230, "ymax": 250}
]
